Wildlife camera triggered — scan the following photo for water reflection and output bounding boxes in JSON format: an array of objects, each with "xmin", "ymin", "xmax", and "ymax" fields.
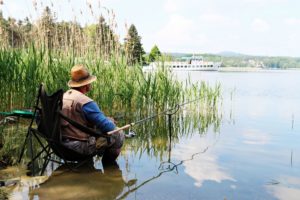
[
  {"xmin": 1, "ymin": 83, "xmax": 222, "ymax": 199},
  {"xmin": 0, "ymin": 166, "xmax": 47, "ymax": 200},
  {"xmin": 127, "ymin": 101, "xmax": 222, "ymax": 160},
  {"xmin": 266, "ymin": 176, "xmax": 300, "ymax": 200},
  {"xmin": 31, "ymin": 161, "xmax": 128, "ymax": 200},
  {"xmin": 241, "ymin": 129, "xmax": 271, "ymax": 145},
  {"xmin": 173, "ymin": 134, "xmax": 235, "ymax": 188},
  {"xmin": 117, "ymin": 147, "xmax": 210, "ymax": 200}
]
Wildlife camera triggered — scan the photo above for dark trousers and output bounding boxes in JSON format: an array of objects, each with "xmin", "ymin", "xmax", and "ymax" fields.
[{"xmin": 62, "ymin": 131, "xmax": 125, "ymax": 160}]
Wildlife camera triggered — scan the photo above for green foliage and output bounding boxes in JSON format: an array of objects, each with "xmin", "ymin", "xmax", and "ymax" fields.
[
  {"xmin": 0, "ymin": 46, "xmax": 221, "ymax": 165},
  {"xmin": 124, "ymin": 24, "xmax": 145, "ymax": 65},
  {"xmin": 148, "ymin": 45, "xmax": 161, "ymax": 62}
]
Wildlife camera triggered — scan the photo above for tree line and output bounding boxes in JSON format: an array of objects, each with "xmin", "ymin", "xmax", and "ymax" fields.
[
  {"xmin": 181, "ymin": 53, "xmax": 300, "ymax": 69},
  {"xmin": 0, "ymin": 6, "xmax": 162, "ymax": 65}
]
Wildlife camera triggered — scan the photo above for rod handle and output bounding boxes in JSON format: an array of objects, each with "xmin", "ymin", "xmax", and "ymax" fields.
[{"xmin": 107, "ymin": 123, "xmax": 135, "ymax": 135}]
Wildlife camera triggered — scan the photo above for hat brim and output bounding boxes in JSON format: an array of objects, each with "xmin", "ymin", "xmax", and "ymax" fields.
[{"xmin": 68, "ymin": 75, "xmax": 97, "ymax": 88}]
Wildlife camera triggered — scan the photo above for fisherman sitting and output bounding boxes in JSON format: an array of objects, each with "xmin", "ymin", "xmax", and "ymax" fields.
[{"xmin": 61, "ymin": 64, "xmax": 124, "ymax": 162}]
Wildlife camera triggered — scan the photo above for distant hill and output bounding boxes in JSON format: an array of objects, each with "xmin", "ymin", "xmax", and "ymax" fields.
[
  {"xmin": 165, "ymin": 52, "xmax": 192, "ymax": 58},
  {"xmin": 165, "ymin": 51, "xmax": 246, "ymax": 58},
  {"xmin": 217, "ymin": 51, "xmax": 247, "ymax": 57}
]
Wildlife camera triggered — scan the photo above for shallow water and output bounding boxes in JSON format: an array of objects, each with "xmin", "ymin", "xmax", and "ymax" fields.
[{"xmin": 4, "ymin": 70, "xmax": 300, "ymax": 200}]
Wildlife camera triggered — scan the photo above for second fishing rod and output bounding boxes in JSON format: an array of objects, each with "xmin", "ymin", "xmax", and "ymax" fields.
[{"xmin": 107, "ymin": 97, "xmax": 204, "ymax": 136}]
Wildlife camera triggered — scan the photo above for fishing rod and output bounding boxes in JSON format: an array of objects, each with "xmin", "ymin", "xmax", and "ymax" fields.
[{"xmin": 107, "ymin": 96, "xmax": 204, "ymax": 136}]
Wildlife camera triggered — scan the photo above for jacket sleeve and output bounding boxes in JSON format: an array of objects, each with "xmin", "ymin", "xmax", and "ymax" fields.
[{"xmin": 82, "ymin": 101, "xmax": 116, "ymax": 133}]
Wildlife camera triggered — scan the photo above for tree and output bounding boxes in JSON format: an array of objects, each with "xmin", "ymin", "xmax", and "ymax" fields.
[
  {"xmin": 124, "ymin": 24, "xmax": 145, "ymax": 65},
  {"xmin": 148, "ymin": 45, "xmax": 161, "ymax": 62}
]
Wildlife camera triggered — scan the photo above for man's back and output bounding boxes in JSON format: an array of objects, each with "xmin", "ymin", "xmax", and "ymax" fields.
[{"xmin": 61, "ymin": 89, "xmax": 93, "ymax": 141}]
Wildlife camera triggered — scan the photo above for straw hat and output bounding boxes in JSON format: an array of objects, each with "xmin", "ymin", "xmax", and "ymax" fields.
[{"xmin": 68, "ymin": 64, "xmax": 97, "ymax": 88}]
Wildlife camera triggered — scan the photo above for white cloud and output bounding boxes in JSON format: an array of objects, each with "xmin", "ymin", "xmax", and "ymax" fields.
[
  {"xmin": 199, "ymin": 13, "xmax": 231, "ymax": 25},
  {"xmin": 173, "ymin": 136, "xmax": 235, "ymax": 188},
  {"xmin": 151, "ymin": 14, "xmax": 208, "ymax": 52},
  {"xmin": 242, "ymin": 129, "xmax": 270, "ymax": 145},
  {"xmin": 164, "ymin": 0, "xmax": 181, "ymax": 13},
  {"xmin": 242, "ymin": 0, "xmax": 287, "ymax": 4},
  {"xmin": 266, "ymin": 176, "xmax": 300, "ymax": 200},
  {"xmin": 3, "ymin": 1, "xmax": 24, "ymax": 16},
  {"xmin": 157, "ymin": 14, "xmax": 193, "ymax": 40},
  {"xmin": 197, "ymin": 12, "xmax": 240, "ymax": 32},
  {"xmin": 251, "ymin": 18, "xmax": 270, "ymax": 32},
  {"xmin": 285, "ymin": 18, "xmax": 300, "ymax": 26}
]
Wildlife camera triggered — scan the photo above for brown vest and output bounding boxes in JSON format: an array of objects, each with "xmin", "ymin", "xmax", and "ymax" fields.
[{"xmin": 61, "ymin": 89, "xmax": 94, "ymax": 141}]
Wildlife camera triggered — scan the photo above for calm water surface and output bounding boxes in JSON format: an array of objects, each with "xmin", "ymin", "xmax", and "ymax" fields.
[{"xmin": 8, "ymin": 70, "xmax": 300, "ymax": 200}]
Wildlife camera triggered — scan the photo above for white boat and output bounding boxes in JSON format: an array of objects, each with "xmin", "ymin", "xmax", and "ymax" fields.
[{"xmin": 144, "ymin": 56, "xmax": 221, "ymax": 71}]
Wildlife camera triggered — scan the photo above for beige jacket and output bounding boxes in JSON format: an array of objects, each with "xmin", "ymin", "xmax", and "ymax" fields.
[{"xmin": 61, "ymin": 89, "xmax": 94, "ymax": 141}]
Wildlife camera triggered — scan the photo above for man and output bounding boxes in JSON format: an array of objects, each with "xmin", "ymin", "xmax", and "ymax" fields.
[{"xmin": 61, "ymin": 64, "xmax": 124, "ymax": 162}]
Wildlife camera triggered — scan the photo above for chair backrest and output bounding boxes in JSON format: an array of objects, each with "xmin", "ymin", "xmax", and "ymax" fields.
[
  {"xmin": 37, "ymin": 85, "xmax": 64, "ymax": 143},
  {"xmin": 36, "ymin": 84, "xmax": 93, "ymax": 161}
]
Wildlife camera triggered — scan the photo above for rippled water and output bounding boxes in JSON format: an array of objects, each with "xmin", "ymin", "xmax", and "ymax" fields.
[{"xmin": 4, "ymin": 70, "xmax": 300, "ymax": 200}]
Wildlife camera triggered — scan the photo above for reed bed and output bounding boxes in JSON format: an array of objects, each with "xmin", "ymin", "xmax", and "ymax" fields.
[
  {"xmin": 0, "ymin": 46, "xmax": 221, "ymax": 165},
  {"xmin": 0, "ymin": 1, "xmax": 221, "ymax": 165},
  {"xmin": 0, "ymin": 47, "xmax": 221, "ymax": 117},
  {"xmin": 125, "ymin": 86, "xmax": 222, "ymax": 159},
  {"xmin": 0, "ymin": 1, "xmax": 220, "ymax": 115}
]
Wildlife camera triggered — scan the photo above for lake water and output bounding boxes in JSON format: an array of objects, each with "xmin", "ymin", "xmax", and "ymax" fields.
[{"xmin": 6, "ymin": 70, "xmax": 300, "ymax": 200}]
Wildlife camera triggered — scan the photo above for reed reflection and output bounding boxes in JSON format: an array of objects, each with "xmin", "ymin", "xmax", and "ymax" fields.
[{"xmin": 124, "ymin": 100, "xmax": 222, "ymax": 159}]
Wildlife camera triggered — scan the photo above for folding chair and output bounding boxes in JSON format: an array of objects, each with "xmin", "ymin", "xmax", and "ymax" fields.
[{"xmin": 18, "ymin": 84, "xmax": 107, "ymax": 175}]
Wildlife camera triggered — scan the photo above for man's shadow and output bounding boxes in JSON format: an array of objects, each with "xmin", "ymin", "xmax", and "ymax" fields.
[{"xmin": 30, "ymin": 160, "xmax": 129, "ymax": 200}]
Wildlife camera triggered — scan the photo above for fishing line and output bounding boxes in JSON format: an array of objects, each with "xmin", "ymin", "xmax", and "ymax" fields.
[
  {"xmin": 107, "ymin": 96, "xmax": 205, "ymax": 136},
  {"xmin": 136, "ymin": 95, "xmax": 205, "ymax": 122}
]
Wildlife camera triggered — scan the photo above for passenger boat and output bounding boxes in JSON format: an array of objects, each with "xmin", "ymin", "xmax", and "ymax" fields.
[{"xmin": 144, "ymin": 56, "xmax": 221, "ymax": 71}]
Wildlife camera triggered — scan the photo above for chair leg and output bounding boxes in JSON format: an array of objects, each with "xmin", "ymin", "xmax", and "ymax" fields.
[
  {"xmin": 40, "ymin": 156, "xmax": 50, "ymax": 176},
  {"xmin": 28, "ymin": 133, "xmax": 36, "ymax": 175},
  {"xmin": 25, "ymin": 129, "xmax": 50, "ymax": 172}
]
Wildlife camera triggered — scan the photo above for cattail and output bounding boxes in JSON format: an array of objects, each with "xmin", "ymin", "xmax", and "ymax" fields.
[
  {"xmin": 32, "ymin": 0, "xmax": 37, "ymax": 10},
  {"xmin": 98, "ymin": 0, "xmax": 101, "ymax": 9}
]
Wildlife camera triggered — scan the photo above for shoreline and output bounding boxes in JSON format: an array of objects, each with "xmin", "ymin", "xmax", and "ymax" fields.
[{"xmin": 218, "ymin": 67, "xmax": 300, "ymax": 72}]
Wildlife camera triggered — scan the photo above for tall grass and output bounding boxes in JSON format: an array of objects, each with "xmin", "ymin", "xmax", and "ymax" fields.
[
  {"xmin": 0, "ymin": 1, "xmax": 220, "ymax": 114},
  {"xmin": 0, "ymin": 1, "xmax": 222, "ymax": 165},
  {"xmin": 0, "ymin": 46, "xmax": 221, "ymax": 116},
  {"xmin": 0, "ymin": 46, "xmax": 221, "ymax": 165}
]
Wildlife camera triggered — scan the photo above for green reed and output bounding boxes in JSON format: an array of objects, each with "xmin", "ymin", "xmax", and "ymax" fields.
[
  {"xmin": 0, "ymin": 45, "xmax": 221, "ymax": 165},
  {"xmin": 124, "ymin": 96, "xmax": 222, "ymax": 159},
  {"xmin": 0, "ymin": 46, "xmax": 220, "ymax": 114}
]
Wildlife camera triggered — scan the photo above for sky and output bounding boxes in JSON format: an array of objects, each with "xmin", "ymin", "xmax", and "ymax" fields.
[{"xmin": 1, "ymin": 0, "xmax": 300, "ymax": 57}]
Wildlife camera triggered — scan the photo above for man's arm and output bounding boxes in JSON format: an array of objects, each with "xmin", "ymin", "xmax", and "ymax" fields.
[{"xmin": 82, "ymin": 101, "xmax": 116, "ymax": 133}]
